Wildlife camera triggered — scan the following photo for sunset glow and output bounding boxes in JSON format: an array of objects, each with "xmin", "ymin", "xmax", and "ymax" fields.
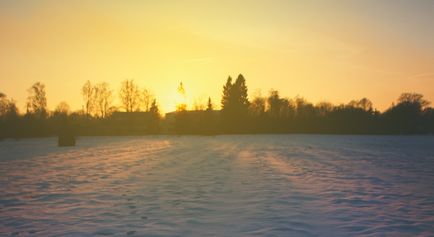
[{"xmin": 1, "ymin": 2, "xmax": 434, "ymax": 236}]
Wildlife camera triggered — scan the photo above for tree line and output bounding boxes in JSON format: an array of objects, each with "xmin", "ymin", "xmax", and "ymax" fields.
[
  {"xmin": 172, "ymin": 74, "xmax": 434, "ymax": 135},
  {"xmin": 0, "ymin": 79, "xmax": 161, "ymax": 137},
  {"xmin": 1, "ymin": 75, "xmax": 434, "ymax": 138}
]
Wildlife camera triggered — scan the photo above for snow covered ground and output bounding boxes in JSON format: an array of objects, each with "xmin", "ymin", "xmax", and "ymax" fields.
[{"xmin": 1, "ymin": 135, "xmax": 434, "ymax": 236}]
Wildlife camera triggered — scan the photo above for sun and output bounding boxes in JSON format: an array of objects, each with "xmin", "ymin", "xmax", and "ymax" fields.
[
  {"xmin": 160, "ymin": 82, "xmax": 188, "ymax": 113},
  {"xmin": 175, "ymin": 82, "xmax": 187, "ymax": 111}
]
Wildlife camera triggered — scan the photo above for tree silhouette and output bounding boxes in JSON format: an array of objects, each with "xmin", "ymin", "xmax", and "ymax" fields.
[
  {"xmin": 383, "ymin": 93, "xmax": 430, "ymax": 134},
  {"xmin": 221, "ymin": 76, "xmax": 232, "ymax": 111},
  {"xmin": 82, "ymin": 80, "xmax": 94, "ymax": 117},
  {"xmin": 94, "ymin": 82, "xmax": 113, "ymax": 118},
  {"xmin": 193, "ymin": 97, "xmax": 207, "ymax": 111},
  {"xmin": 249, "ymin": 91, "xmax": 266, "ymax": 117},
  {"xmin": 142, "ymin": 88, "xmax": 154, "ymax": 112},
  {"xmin": 221, "ymin": 74, "xmax": 250, "ymax": 132},
  {"xmin": 148, "ymin": 99, "xmax": 161, "ymax": 133},
  {"xmin": 149, "ymin": 99, "xmax": 160, "ymax": 116},
  {"xmin": 398, "ymin": 93, "xmax": 430, "ymax": 109},
  {"xmin": 54, "ymin": 101, "xmax": 70, "ymax": 116},
  {"xmin": 348, "ymin": 98, "xmax": 373, "ymax": 112},
  {"xmin": 1, "ymin": 76, "xmax": 434, "ymax": 138},
  {"xmin": 26, "ymin": 82, "xmax": 47, "ymax": 119},
  {"xmin": 267, "ymin": 90, "xmax": 284, "ymax": 119},
  {"xmin": 119, "ymin": 79, "xmax": 141, "ymax": 112},
  {"xmin": 234, "ymin": 74, "xmax": 249, "ymax": 113},
  {"xmin": 0, "ymin": 93, "xmax": 18, "ymax": 119},
  {"xmin": 206, "ymin": 97, "xmax": 213, "ymax": 111},
  {"xmin": 0, "ymin": 92, "xmax": 9, "ymax": 117},
  {"xmin": 316, "ymin": 101, "xmax": 334, "ymax": 116}
]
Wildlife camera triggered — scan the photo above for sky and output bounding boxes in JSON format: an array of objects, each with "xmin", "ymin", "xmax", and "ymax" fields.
[{"xmin": 1, "ymin": 0, "xmax": 434, "ymax": 113}]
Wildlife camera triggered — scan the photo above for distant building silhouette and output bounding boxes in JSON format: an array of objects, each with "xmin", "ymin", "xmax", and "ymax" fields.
[
  {"xmin": 110, "ymin": 111, "xmax": 159, "ymax": 134},
  {"xmin": 165, "ymin": 110, "xmax": 221, "ymax": 135}
]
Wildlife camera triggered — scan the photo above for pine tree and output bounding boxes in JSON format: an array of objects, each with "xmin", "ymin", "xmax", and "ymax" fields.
[
  {"xmin": 220, "ymin": 74, "xmax": 250, "ymax": 132},
  {"xmin": 149, "ymin": 99, "xmax": 160, "ymax": 117},
  {"xmin": 234, "ymin": 74, "xmax": 249, "ymax": 114},
  {"xmin": 149, "ymin": 99, "xmax": 160, "ymax": 133},
  {"xmin": 221, "ymin": 76, "xmax": 232, "ymax": 111},
  {"xmin": 206, "ymin": 97, "xmax": 213, "ymax": 111}
]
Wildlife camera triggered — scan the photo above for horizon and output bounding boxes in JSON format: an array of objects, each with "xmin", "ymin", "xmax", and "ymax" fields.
[
  {"xmin": 0, "ymin": 77, "xmax": 432, "ymax": 115},
  {"xmin": 1, "ymin": 2, "xmax": 434, "ymax": 236},
  {"xmin": 1, "ymin": 1, "xmax": 434, "ymax": 113}
]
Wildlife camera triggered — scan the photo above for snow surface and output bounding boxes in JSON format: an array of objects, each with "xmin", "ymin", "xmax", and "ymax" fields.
[{"xmin": 1, "ymin": 135, "xmax": 434, "ymax": 236}]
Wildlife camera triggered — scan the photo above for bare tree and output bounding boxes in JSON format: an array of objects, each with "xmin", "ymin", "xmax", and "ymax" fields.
[
  {"xmin": 53, "ymin": 101, "xmax": 70, "ymax": 118},
  {"xmin": 95, "ymin": 82, "xmax": 113, "ymax": 118},
  {"xmin": 26, "ymin": 82, "xmax": 47, "ymax": 118},
  {"xmin": 0, "ymin": 93, "xmax": 18, "ymax": 119},
  {"xmin": 0, "ymin": 92, "xmax": 7, "ymax": 116},
  {"xmin": 267, "ymin": 90, "xmax": 283, "ymax": 118},
  {"xmin": 54, "ymin": 101, "xmax": 70, "ymax": 115},
  {"xmin": 316, "ymin": 101, "xmax": 334, "ymax": 116},
  {"xmin": 279, "ymin": 98, "xmax": 294, "ymax": 119},
  {"xmin": 398, "ymin": 93, "xmax": 430, "ymax": 108},
  {"xmin": 142, "ymin": 88, "xmax": 154, "ymax": 112},
  {"xmin": 249, "ymin": 90, "xmax": 266, "ymax": 116},
  {"xmin": 119, "ymin": 79, "xmax": 140, "ymax": 112},
  {"xmin": 82, "ymin": 80, "xmax": 95, "ymax": 116},
  {"xmin": 348, "ymin": 98, "xmax": 373, "ymax": 112},
  {"xmin": 358, "ymin": 98, "xmax": 373, "ymax": 111},
  {"xmin": 193, "ymin": 96, "xmax": 206, "ymax": 111}
]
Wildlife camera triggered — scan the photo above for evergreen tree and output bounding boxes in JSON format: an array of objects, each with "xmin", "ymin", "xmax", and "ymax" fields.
[
  {"xmin": 221, "ymin": 76, "xmax": 233, "ymax": 111},
  {"xmin": 149, "ymin": 99, "xmax": 160, "ymax": 116},
  {"xmin": 220, "ymin": 74, "xmax": 250, "ymax": 132},
  {"xmin": 149, "ymin": 99, "xmax": 160, "ymax": 133},
  {"xmin": 221, "ymin": 74, "xmax": 249, "ymax": 116},
  {"xmin": 206, "ymin": 97, "xmax": 213, "ymax": 111},
  {"xmin": 233, "ymin": 74, "xmax": 249, "ymax": 114}
]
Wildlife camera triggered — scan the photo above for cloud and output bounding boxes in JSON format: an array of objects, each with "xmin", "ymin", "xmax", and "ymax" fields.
[{"xmin": 408, "ymin": 73, "xmax": 434, "ymax": 81}]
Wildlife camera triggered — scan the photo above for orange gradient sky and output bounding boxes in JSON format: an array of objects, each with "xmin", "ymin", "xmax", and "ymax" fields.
[{"xmin": 1, "ymin": 1, "xmax": 434, "ymax": 113}]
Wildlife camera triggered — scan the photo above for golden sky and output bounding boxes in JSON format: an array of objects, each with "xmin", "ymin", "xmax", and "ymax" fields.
[{"xmin": 1, "ymin": 1, "xmax": 434, "ymax": 113}]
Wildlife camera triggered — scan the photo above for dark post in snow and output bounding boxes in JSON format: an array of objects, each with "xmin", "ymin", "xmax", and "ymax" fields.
[{"xmin": 58, "ymin": 120, "xmax": 76, "ymax": 147}]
